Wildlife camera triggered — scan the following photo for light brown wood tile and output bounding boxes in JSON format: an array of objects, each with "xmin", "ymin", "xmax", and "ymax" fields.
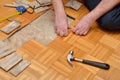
[
  {"xmin": 0, "ymin": 52, "xmax": 23, "ymax": 71},
  {"xmin": 0, "ymin": 0, "xmax": 120, "ymax": 80},
  {"xmin": 10, "ymin": 60, "xmax": 31, "ymax": 76}
]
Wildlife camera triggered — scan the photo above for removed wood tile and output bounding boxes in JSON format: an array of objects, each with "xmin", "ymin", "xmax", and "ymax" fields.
[
  {"xmin": 8, "ymin": 10, "xmax": 74, "ymax": 48},
  {"xmin": 0, "ymin": 46, "xmax": 15, "ymax": 58},
  {"xmin": 34, "ymin": 7, "xmax": 50, "ymax": 13},
  {"xmin": 0, "ymin": 40, "xmax": 9, "ymax": 48},
  {"xmin": 0, "ymin": 52, "xmax": 23, "ymax": 71},
  {"xmin": 0, "ymin": 40, "xmax": 5, "ymax": 48},
  {"xmin": 37, "ymin": 0, "xmax": 51, "ymax": 5},
  {"xmin": 29, "ymin": 1, "xmax": 40, "ymax": 8},
  {"xmin": 65, "ymin": 0, "xmax": 82, "ymax": 10},
  {"xmin": 10, "ymin": 60, "xmax": 31, "ymax": 76},
  {"xmin": 15, "ymin": 0, "xmax": 31, "ymax": 8},
  {"xmin": 4, "ymin": 0, "xmax": 30, "ymax": 8},
  {"xmin": 29, "ymin": 1, "xmax": 50, "ymax": 13},
  {"xmin": 1, "ymin": 21, "xmax": 21, "ymax": 34}
]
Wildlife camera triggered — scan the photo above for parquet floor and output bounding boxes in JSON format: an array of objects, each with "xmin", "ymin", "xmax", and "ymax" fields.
[{"xmin": 0, "ymin": 0, "xmax": 120, "ymax": 80}]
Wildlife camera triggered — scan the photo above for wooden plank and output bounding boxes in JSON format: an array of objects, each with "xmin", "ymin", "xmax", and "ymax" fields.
[
  {"xmin": 34, "ymin": 7, "xmax": 50, "ymax": 13},
  {"xmin": 37, "ymin": 0, "xmax": 51, "ymax": 4},
  {"xmin": 29, "ymin": 1, "xmax": 50, "ymax": 13},
  {"xmin": 10, "ymin": 60, "xmax": 31, "ymax": 76},
  {"xmin": 0, "ymin": 52, "xmax": 23, "ymax": 71},
  {"xmin": 65, "ymin": 0, "xmax": 82, "ymax": 10},
  {"xmin": 0, "ymin": 40, "xmax": 15, "ymax": 58},
  {"xmin": 8, "ymin": 10, "xmax": 73, "ymax": 48},
  {"xmin": 0, "ymin": 21, "xmax": 21, "ymax": 34},
  {"xmin": 0, "ymin": 47, "xmax": 15, "ymax": 58},
  {"xmin": 0, "ymin": 40, "xmax": 7, "ymax": 48},
  {"xmin": 0, "ymin": 40, "xmax": 4, "ymax": 47}
]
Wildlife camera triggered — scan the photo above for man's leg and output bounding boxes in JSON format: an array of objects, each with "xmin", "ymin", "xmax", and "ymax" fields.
[{"xmin": 84, "ymin": 0, "xmax": 120, "ymax": 30}]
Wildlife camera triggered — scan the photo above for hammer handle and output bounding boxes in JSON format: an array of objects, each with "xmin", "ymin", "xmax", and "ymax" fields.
[{"xmin": 82, "ymin": 60, "xmax": 110, "ymax": 69}]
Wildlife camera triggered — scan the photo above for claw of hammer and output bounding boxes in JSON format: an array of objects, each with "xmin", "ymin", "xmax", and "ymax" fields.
[{"xmin": 67, "ymin": 50, "xmax": 74, "ymax": 67}]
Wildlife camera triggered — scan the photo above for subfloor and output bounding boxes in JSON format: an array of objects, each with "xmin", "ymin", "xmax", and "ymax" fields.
[{"xmin": 0, "ymin": 0, "xmax": 120, "ymax": 80}]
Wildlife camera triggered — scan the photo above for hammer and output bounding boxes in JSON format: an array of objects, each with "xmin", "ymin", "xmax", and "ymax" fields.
[{"xmin": 67, "ymin": 50, "xmax": 110, "ymax": 70}]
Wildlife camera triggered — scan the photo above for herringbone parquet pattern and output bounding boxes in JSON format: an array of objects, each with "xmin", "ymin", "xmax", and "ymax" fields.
[{"xmin": 0, "ymin": 0, "xmax": 120, "ymax": 80}]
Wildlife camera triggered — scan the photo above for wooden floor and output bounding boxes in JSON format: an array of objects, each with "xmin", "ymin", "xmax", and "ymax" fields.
[{"xmin": 0, "ymin": 0, "xmax": 120, "ymax": 80}]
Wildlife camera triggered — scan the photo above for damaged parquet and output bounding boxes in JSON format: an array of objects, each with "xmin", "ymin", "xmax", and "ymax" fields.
[
  {"xmin": 0, "ymin": 52, "xmax": 23, "ymax": 71},
  {"xmin": 8, "ymin": 10, "xmax": 73, "ymax": 48},
  {"xmin": 0, "ymin": 0, "xmax": 120, "ymax": 80},
  {"xmin": 10, "ymin": 60, "xmax": 31, "ymax": 76},
  {"xmin": 0, "ymin": 40, "xmax": 31, "ymax": 76},
  {"xmin": 1, "ymin": 20, "xmax": 21, "ymax": 34},
  {"xmin": 65, "ymin": 0, "xmax": 83, "ymax": 10}
]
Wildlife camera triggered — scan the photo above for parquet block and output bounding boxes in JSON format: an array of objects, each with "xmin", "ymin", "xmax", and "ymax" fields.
[
  {"xmin": 0, "ymin": 48, "xmax": 15, "ymax": 58},
  {"xmin": 65, "ymin": 0, "xmax": 82, "ymax": 10},
  {"xmin": 39, "ymin": 69, "xmax": 58, "ymax": 80},
  {"xmin": 70, "ymin": 67, "xmax": 92, "ymax": 80},
  {"xmin": 0, "ymin": 41, "xmax": 15, "ymax": 58},
  {"xmin": 88, "ymin": 43, "xmax": 113, "ymax": 61},
  {"xmin": 10, "ymin": 60, "xmax": 30, "ymax": 76},
  {"xmin": 0, "ymin": 52, "xmax": 23, "ymax": 71},
  {"xmin": 97, "ymin": 67, "xmax": 120, "ymax": 80},
  {"xmin": 1, "ymin": 21, "xmax": 21, "ymax": 34},
  {"xmin": 72, "ymin": 38, "xmax": 95, "ymax": 53},
  {"xmin": 100, "ymin": 35, "xmax": 120, "ymax": 49},
  {"xmin": 18, "ymin": 39, "xmax": 47, "ymax": 58},
  {"xmin": 48, "ymin": 38, "xmax": 71, "ymax": 53},
  {"xmin": 0, "ymin": 0, "xmax": 120, "ymax": 80}
]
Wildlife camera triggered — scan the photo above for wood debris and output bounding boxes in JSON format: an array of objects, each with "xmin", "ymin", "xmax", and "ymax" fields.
[
  {"xmin": 29, "ymin": 0, "xmax": 51, "ymax": 13},
  {"xmin": 65, "ymin": 0, "xmax": 83, "ymax": 10},
  {"xmin": 0, "ymin": 21, "xmax": 21, "ymax": 34},
  {"xmin": 0, "ymin": 52, "xmax": 23, "ymax": 71},
  {"xmin": 10, "ymin": 60, "xmax": 31, "ymax": 76},
  {"xmin": 0, "ymin": 46, "xmax": 15, "ymax": 58},
  {"xmin": 0, "ymin": 40, "xmax": 30, "ymax": 76}
]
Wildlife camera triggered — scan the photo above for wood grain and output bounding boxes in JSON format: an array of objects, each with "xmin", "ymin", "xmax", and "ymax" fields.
[
  {"xmin": 10, "ymin": 60, "xmax": 30, "ymax": 76},
  {"xmin": 1, "ymin": 21, "xmax": 21, "ymax": 34},
  {"xmin": 0, "ymin": 0, "xmax": 120, "ymax": 80},
  {"xmin": 0, "ymin": 52, "xmax": 23, "ymax": 71}
]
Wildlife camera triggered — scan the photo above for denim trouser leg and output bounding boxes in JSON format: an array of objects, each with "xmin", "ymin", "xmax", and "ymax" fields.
[{"xmin": 84, "ymin": 0, "xmax": 120, "ymax": 30}]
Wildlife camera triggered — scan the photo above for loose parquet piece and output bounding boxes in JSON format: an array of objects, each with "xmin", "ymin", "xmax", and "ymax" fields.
[
  {"xmin": 0, "ymin": 52, "xmax": 23, "ymax": 71},
  {"xmin": 65, "ymin": 0, "xmax": 82, "ymax": 10},
  {"xmin": 1, "ymin": 21, "xmax": 21, "ymax": 34},
  {"xmin": 10, "ymin": 60, "xmax": 30, "ymax": 76},
  {"xmin": 0, "ymin": 40, "xmax": 15, "ymax": 58},
  {"xmin": 0, "ymin": 48, "xmax": 15, "ymax": 58}
]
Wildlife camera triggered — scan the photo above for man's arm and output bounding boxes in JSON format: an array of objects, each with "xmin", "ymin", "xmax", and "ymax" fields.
[
  {"xmin": 88, "ymin": 0, "xmax": 120, "ymax": 22},
  {"xmin": 74, "ymin": 0, "xmax": 120, "ymax": 35},
  {"xmin": 52, "ymin": 0, "xmax": 65, "ymax": 17},
  {"xmin": 52, "ymin": 0, "xmax": 68, "ymax": 36}
]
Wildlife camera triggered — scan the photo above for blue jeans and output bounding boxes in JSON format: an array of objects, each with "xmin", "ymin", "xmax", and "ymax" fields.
[{"xmin": 84, "ymin": 0, "xmax": 120, "ymax": 30}]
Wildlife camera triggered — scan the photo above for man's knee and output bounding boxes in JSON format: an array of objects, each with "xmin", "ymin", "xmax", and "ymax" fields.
[
  {"xmin": 84, "ymin": 0, "xmax": 101, "ymax": 11},
  {"xmin": 98, "ymin": 16, "xmax": 113, "ymax": 30},
  {"xmin": 97, "ymin": 5, "xmax": 120, "ymax": 30},
  {"xmin": 98, "ymin": 17, "xmax": 120, "ymax": 30}
]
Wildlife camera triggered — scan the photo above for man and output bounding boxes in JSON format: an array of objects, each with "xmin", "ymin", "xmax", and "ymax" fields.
[{"xmin": 52, "ymin": 0, "xmax": 120, "ymax": 36}]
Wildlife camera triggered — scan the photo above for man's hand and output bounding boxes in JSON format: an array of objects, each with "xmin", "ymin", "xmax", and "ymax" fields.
[
  {"xmin": 54, "ymin": 14, "xmax": 68, "ymax": 36},
  {"xmin": 52, "ymin": 0, "xmax": 69, "ymax": 36},
  {"xmin": 74, "ymin": 0, "xmax": 120, "ymax": 36},
  {"xmin": 73, "ymin": 15, "xmax": 94, "ymax": 35}
]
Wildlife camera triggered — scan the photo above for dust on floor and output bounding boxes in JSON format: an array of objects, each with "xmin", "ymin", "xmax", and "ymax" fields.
[{"xmin": 7, "ymin": 10, "xmax": 74, "ymax": 48}]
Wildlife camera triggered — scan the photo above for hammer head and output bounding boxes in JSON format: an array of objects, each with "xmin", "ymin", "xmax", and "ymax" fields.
[{"xmin": 67, "ymin": 50, "xmax": 74, "ymax": 66}]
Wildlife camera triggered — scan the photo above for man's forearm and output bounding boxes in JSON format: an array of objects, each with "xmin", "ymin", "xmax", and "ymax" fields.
[
  {"xmin": 87, "ymin": 0, "xmax": 120, "ymax": 21},
  {"xmin": 52, "ymin": 0, "xmax": 66, "ymax": 17}
]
